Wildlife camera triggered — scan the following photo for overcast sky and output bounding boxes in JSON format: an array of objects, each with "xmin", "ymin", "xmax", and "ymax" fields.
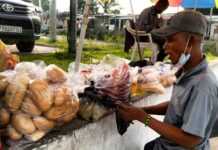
[{"xmin": 56, "ymin": 0, "xmax": 183, "ymax": 14}]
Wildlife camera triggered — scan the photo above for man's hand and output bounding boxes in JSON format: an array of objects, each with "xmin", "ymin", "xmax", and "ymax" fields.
[{"xmin": 116, "ymin": 102, "xmax": 147, "ymax": 123}]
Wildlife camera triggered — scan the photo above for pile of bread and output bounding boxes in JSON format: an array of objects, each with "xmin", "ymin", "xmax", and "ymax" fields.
[
  {"xmin": 131, "ymin": 64, "xmax": 176, "ymax": 95},
  {"xmin": 0, "ymin": 65, "xmax": 79, "ymax": 142}
]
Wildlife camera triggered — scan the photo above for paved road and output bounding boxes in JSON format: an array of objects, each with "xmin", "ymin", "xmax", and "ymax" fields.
[{"xmin": 8, "ymin": 44, "xmax": 57, "ymax": 54}]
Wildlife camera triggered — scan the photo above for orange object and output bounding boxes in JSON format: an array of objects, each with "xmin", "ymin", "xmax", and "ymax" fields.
[
  {"xmin": 169, "ymin": 0, "xmax": 182, "ymax": 6},
  {"xmin": 0, "ymin": 40, "xmax": 19, "ymax": 71}
]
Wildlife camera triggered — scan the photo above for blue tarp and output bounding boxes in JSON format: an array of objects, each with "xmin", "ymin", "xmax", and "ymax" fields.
[{"xmin": 182, "ymin": 0, "xmax": 215, "ymax": 8}]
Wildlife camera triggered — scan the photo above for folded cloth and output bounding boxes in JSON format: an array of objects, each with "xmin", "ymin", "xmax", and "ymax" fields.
[
  {"xmin": 115, "ymin": 111, "xmax": 131, "ymax": 135},
  {"xmin": 79, "ymin": 85, "xmax": 117, "ymax": 109},
  {"xmin": 79, "ymin": 85, "xmax": 131, "ymax": 135}
]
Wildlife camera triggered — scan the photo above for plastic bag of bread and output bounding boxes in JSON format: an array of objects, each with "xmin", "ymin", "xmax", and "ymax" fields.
[
  {"xmin": 12, "ymin": 112, "xmax": 36, "ymax": 135},
  {"xmin": 45, "ymin": 94, "xmax": 79, "ymax": 123},
  {"xmin": 140, "ymin": 82, "xmax": 165, "ymax": 94},
  {"xmin": 7, "ymin": 125, "xmax": 23, "ymax": 141},
  {"xmin": 4, "ymin": 73, "xmax": 30, "ymax": 112},
  {"xmin": 21, "ymin": 96, "xmax": 42, "ymax": 116},
  {"xmin": 0, "ymin": 40, "xmax": 19, "ymax": 71},
  {"xmin": 0, "ymin": 108, "xmax": 10, "ymax": 127},
  {"xmin": 46, "ymin": 64, "xmax": 67, "ymax": 83},
  {"xmin": 45, "ymin": 100, "xmax": 79, "ymax": 122},
  {"xmin": 29, "ymin": 80, "xmax": 53, "ymax": 112},
  {"xmin": 137, "ymin": 67, "xmax": 160, "ymax": 83},
  {"xmin": 25, "ymin": 130, "xmax": 46, "ymax": 142},
  {"xmin": 33, "ymin": 116, "xmax": 55, "ymax": 131}
]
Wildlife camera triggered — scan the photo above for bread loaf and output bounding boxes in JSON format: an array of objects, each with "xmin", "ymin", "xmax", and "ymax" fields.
[
  {"xmin": 0, "ymin": 77, "xmax": 8, "ymax": 95},
  {"xmin": 21, "ymin": 96, "xmax": 42, "ymax": 116},
  {"xmin": 54, "ymin": 87, "xmax": 71, "ymax": 106},
  {"xmin": 0, "ymin": 108, "xmax": 10, "ymax": 126},
  {"xmin": 12, "ymin": 113, "xmax": 36, "ymax": 135},
  {"xmin": 44, "ymin": 102, "xmax": 68, "ymax": 121},
  {"xmin": 46, "ymin": 65, "xmax": 67, "ymax": 83},
  {"xmin": 57, "ymin": 100, "xmax": 79, "ymax": 123},
  {"xmin": 7, "ymin": 125, "xmax": 23, "ymax": 141},
  {"xmin": 33, "ymin": 116, "xmax": 55, "ymax": 131},
  {"xmin": 29, "ymin": 80, "xmax": 53, "ymax": 112},
  {"xmin": 4, "ymin": 74, "xmax": 30, "ymax": 112},
  {"xmin": 25, "ymin": 130, "xmax": 46, "ymax": 142}
]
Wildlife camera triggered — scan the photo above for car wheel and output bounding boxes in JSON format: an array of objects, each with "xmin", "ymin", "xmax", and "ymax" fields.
[{"xmin": 16, "ymin": 41, "xmax": 35, "ymax": 53}]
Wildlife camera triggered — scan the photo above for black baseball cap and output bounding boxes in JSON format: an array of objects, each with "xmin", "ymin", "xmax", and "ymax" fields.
[{"xmin": 151, "ymin": 10, "xmax": 208, "ymax": 37}]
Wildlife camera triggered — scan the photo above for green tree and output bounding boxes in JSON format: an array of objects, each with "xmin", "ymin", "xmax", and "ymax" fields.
[
  {"xmin": 97, "ymin": 0, "xmax": 120, "ymax": 14},
  {"xmin": 78, "ymin": 0, "xmax": 98, "ymax": 15}
]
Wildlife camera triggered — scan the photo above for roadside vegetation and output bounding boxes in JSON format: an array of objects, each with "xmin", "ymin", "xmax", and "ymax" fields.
[{"xmin": 19, "ymin": 35, "xmax": 218, "ymax": 71}]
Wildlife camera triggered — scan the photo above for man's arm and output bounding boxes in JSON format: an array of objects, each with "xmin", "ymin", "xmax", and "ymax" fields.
[
  {"xmin": 137, "ymin": 114, "xmax": 202, "ymax": 149},
  {"xmin": 117, "ymin": 103, "xmax": 202, "ymax": 149},
  {"xmin": 142, "ymin": 101, "xmax": 169, "ymax": 115}
]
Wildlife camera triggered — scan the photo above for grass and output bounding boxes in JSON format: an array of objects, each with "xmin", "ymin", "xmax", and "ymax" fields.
[
  {"xmin": 19, "ymin": 53, "xmax": 73, "ymax": 71},
  {"xmin": 36, "ymin": 36, "xmax": 68, "ymax": 50},
  {"xmin": 19, "ymin": 37, "xmax": 218, "ymax": 71}
]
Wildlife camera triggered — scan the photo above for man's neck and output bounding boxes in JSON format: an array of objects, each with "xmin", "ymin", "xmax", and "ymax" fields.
[{"xmin": 183, "ymin": 52, "xmax": 203, "ymax": 72}]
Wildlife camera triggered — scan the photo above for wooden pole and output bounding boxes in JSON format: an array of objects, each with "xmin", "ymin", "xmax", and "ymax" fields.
[{"xmin": 74, "ymin": 0, "xmax": 91, "ymax": 72}]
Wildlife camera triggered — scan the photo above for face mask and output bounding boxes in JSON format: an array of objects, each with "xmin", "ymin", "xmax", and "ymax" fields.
[
  {"xmin": 172, "ymin": 35, "xmax": 192, "ymax": 73},
  {"xmin": 177, "ymin": 53, "xmax": 191, "ymax": 66}
]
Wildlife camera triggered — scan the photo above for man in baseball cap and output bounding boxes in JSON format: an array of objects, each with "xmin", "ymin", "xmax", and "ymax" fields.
[
  {"xmin": 152, "ymin": 9, "xmax": 207, "ymax": 37},
  {"xmin": 117, "ymin": 10, "xmax": 218, "ymax": 150}
]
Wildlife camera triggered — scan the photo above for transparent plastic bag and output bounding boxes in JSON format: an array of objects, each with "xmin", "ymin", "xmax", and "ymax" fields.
[
  {"xmin": 100, "ymin": 54, "xmax": 129, "ymax": 68},
  {"xmin": 138, "ymin": 66, "xmax": 160, "ymax": 84},
  {"xmin": 15, "ymin": 61, "xmax": 46, "ymax": 80},
  {"xmin": 94, "ymin": 63, "xmax": 130, "ymax": 101}
]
